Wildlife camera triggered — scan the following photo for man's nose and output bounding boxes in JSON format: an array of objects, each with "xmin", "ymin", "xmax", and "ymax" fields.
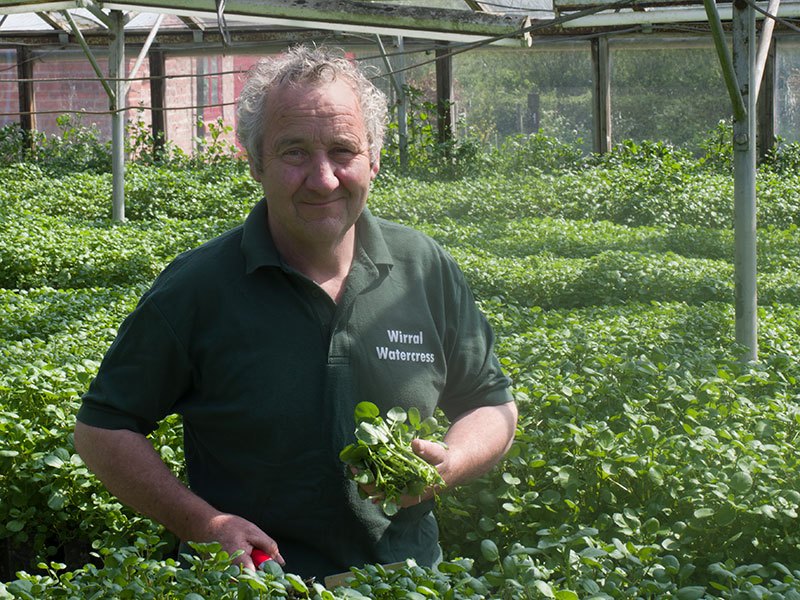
[{"xmin": 306, "ymin": 154, "xmax": 339, "ymax": 193}]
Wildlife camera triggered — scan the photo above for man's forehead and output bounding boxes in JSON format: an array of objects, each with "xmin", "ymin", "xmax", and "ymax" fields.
[{"xmin": 264, "ymin": 80, "xmax": 366, "ymax": 135}]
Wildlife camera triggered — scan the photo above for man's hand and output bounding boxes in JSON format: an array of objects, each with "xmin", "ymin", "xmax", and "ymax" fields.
[
  {"xmin": 359, "ymin": 403, "xmax": 517, "ymax": 510},
  {"xmin": 354, "ymin": 438, "xmax": 446, "ymax": 508},
  {"xmin": 199, "ymin": 513, "xmax": 285, "ymax": 570},
  {"xmin": 73, "ymin": 423, "xmax": 286, "ymax": 571},
  {"xmin": 397, "ymin": 438, "xmax": 447, "ymax": 507}
]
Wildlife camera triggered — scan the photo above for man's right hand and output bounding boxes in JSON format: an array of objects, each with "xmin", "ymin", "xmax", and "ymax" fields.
[
  {"xmin": 73, "ymin": 423, "xmax": 285, "ymax": 571},
  {"xmin": 200, "ymin": 512, "xmax": 285, "ymax": 570}
]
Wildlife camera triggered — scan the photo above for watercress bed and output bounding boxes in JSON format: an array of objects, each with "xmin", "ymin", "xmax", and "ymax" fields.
[
  {"xmin": 2, "ymin": 131, "xmax": 800, "ymax": 596},
  {"xmin": 339, "ymin": 402, "xmax": 446, "ymax": 516}
]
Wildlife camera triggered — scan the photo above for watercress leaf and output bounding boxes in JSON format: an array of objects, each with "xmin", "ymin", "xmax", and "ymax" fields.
[
  {"xmin": 418, "ymin": 416, "xmax": 438, "ymax": 436},
  {"xmin": 408, "ymin": 406, "xmax": 421, "ymax": 429},
  {"xmin": 354, "ymin": 401, "xmax": 380, "ymax": 422},
  {"xmin": 356, "ymin": 422, "xmax": 388, "ymax": 445},
  {"xmin": 387, "ymin": 407, "xmax": 407, "ymax": 425},
  {"xmin": 383, "ymin": 499, "xmax": 400, "ymax": 516}
]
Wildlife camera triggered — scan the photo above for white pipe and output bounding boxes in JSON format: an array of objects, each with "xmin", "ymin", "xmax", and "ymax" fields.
[
  {"xmin": 754, "ymin": 0, "xmax": 780, "ymax": 99},
  {"xmin": 0, "ymin": 1, "xmax": 87, "ymax": 15},
  {"xmin": 127, "ymin": 12, "xmax": 164, "ymax": 91}
]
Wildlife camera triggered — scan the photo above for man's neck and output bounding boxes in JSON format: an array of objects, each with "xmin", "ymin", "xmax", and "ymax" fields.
[{"xmin": 272, "ymin": 226, "xmax": 356, "ymax": 304}]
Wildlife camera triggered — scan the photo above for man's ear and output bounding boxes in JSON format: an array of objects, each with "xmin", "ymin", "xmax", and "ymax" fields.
[
  {"xmin": 370, "ymin": 158, "xmax": 380, "ymax": 180},
  {"xmin": 249, "ymin": 159, "xmax": 262, "ymax": 182}
]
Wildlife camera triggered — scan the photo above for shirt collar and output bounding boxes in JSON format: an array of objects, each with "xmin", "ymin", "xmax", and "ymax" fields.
[{"xmin": 240, "ymin": 198, "xmax": 394, "ymax": 275}]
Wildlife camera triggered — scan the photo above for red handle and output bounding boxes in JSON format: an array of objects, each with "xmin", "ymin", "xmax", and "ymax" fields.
[{"xmin": 251, "ymin": 548, "xmax": 272, "ymax": 567}]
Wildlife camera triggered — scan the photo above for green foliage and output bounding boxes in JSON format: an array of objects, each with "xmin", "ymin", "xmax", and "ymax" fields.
[
  {"xmin": 381, "ymin": 85, "xmax": 493, "ymax": 180},
  {"xmin": 492, "ymin": 134, "xmax": 586, "ymax": 175},
  {"xmin": 340, "ymin": 402, "xmax": 446, "ymax": 516},
  {"xmin": 2, "ymin": 126, "xmax": 800, "ymax": 596},
  {"xmin": 763, "ymin": 140, "xmax": 800, "ymax": 175},
  {"xmin": 1, "ymin": 538, "xmax": 329, "ymax": 599},
  {"xmin": 0, "ymin": 115, "xmax": 113, "ymax": 175}
]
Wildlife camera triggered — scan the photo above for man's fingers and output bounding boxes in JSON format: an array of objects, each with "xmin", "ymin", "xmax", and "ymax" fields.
[{"xmin": 411, "ymin": 438, "xmax": 447, "ymax": 465}]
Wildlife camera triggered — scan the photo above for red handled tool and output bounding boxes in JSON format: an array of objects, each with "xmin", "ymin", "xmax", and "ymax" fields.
[{"xmin": 251, "ymin": 548, "xmax": 272, "ymax": 567}]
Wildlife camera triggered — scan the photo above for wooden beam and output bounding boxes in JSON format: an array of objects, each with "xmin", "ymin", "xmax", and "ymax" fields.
[
  {"xmin": 435, "ymin": 42, "xmax": 454, "ymax": 148},
  {"xmin": 591, "ymin": 36, "xmax": 611, "ymax": 153},
  {"xmin": 148, "ymin": 48, "xmax": 167, "ymax": 158},
  {"xmin": 756, "ymin": 38, "xmax": 775, "ymax": 162},
  {"xmin": 16, "ymin": 45, "xmax": 35, "ymax": 137},
  {"xmin": 35, "ymin": 11, "xmax": 69, "ymax": 31}
]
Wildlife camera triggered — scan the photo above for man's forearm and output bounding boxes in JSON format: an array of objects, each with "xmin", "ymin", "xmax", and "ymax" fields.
[
  {"xmin": 73, "ymin": 421, "xmax": 220, "ymax": 542},
  {"xmin": 401, "ymin": 402, "xmax": 517, "ymax": 508},
  {"xmin": 439, "ymin": 402, "xmax": 518, "ymax": 488}
]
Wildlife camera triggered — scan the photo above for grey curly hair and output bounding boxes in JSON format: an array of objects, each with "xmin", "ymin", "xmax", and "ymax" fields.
[{"xmin": 236, "ymin": 45, "xmax": 388, "ymax": 174}]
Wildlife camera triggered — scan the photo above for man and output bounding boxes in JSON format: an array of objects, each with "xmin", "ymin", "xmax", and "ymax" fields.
[{"xmin": 74, "ymin": 45, "xmax": 517, "ymax": 580}]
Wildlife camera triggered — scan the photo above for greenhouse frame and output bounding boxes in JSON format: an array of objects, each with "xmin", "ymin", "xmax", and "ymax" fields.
[{"xmin": 1, "ymin": 0, "xmax": 799, "ymax": 356}]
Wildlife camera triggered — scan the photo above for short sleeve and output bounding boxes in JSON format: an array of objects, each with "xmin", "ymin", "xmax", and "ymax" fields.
[
  {"xmin": 437, "ymin": 253, "xmax": 513, "ymax": 421},
  {"xmin": 77, "ymin": 294, "xmax": 194, "ymax": 435}
]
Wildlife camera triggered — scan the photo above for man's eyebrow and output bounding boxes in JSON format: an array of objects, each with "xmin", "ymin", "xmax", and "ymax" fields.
[{"xmin": 273, "ymin": 136, "xmax": 305, "ymax": 149}]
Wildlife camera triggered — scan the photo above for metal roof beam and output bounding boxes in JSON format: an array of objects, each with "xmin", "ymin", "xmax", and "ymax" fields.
[
  {"xmin": 100, "ymin": 0, "xmax": 527, "ymax": 38},
  {"xmin": 0, "ymin": 1, "xmax": 89, "ymax": 14},
  {"xmin": 35, "ymin": 11, "xmax": 69, "ymax": 31}
]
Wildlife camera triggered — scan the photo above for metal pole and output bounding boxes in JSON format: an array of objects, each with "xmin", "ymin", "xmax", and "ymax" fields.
[
  {"xmin": 109, "ymin": 9, "xmax": 126, "ymax": 222},
  {"xmin": 591, "ymin": 36, "xmax": 611, "ymax": 153},
  {"xmin": 396, "ymin": 36, "xmax": 408, "ymax": 172},
  {"xmin": 374, "ymin": 35, "xmax": 408, "ymax": 171},
  {"xmin": 754, "ymin": 0, "xmax": 780, "ymax": 100},
  {"xmin": 732, "ymin": 0, "xmax": 758, "ymax": 360},
  {"xmin": 703, "ymin": 0, "xmax": 747, "ymax": 121}
]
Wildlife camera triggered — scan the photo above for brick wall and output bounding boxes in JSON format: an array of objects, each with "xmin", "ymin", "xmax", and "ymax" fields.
[{"xmin": 0, "ymin": 47, "xmax": 276, "ymax": 157}]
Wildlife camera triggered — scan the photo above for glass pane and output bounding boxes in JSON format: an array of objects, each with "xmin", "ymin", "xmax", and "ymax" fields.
[
  {"xmin": 32, "ymin": 49, "xmax": 111, "ymax": 139},
  {"xmin": 0, "ymin": 49, "xmax": 20, "ymax": 129},
  {"xmin": 453, "ymin": 45, "xmax": 593, "ymax": 151},
  {"xmin": 609, "ymin": 42, "xmax": 730, "ymax": 153},
  {"xmin": 776, "ymin": 38, "xmax": 800, "ymax": 145}
]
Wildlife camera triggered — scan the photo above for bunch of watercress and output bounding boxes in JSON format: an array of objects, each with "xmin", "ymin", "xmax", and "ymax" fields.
[{"xmin": 339, "ymin": 401, "xmax": 446, "ymax": 516}]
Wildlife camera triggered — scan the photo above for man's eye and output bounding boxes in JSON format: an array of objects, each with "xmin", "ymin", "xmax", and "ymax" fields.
[
  {"xmin": 331, "ymin": 148, "xmax": 356, "ymax": 161},
  {"xmin": 281, "ymin": 149, "xmax": 306, "ymax": 162}
]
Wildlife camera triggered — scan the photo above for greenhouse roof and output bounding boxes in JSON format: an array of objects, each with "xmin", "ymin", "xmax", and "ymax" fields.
[
  {"xmin": 0, "ymin": 0, "xmax": 537, "ymax": 46},
  {"xmin": 2, "ymin": 0, "xmax": 799, "ymax": 53}
]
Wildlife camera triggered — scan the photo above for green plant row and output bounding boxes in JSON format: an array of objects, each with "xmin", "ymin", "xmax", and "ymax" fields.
[
  {"xmin": 3, "ymin": 212, "xmax": 799, "ymax": 310},
  {"xmin": 0, "ymin": 162, "xmax": 258, "ymax": 222},
  {"xmin": 418, "ymin": 217, "xmax": 800, "ymax": 269},
  {"xmin": 2, "ymin": 287, "xmax": 800, "ymax": 592},
  {"xmin": 0, "ymin": 214, "xmax": 239, "ymax": 289},
  {"xmin": 450, "ymin": 247, "xmax": 800, "ymax": 308},
  {"xmin": 0, "ymin": 287, "xmax": 183, "ymax": 562},
  {"xmin": 439, "ymin": 301, "xmax": 800, "ymax": 582},
  {"xmin": 369, "ymin": 169, "xmax": 800, "ymax": 230},
  {"xmin": 4, "ymin": 537, "xmax": 800, "ymax": 599},
  {"xmin": 2, "ymin": 156, "xmax": 799, "ymax": 230}
]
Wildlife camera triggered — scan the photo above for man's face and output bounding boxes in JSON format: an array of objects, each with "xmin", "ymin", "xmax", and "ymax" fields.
[{"xmin": 252, "ymin": 78, "xmax": 379, "ymax": 250}]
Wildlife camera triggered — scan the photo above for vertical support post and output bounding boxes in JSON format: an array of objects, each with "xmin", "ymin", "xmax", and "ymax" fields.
[
  {"xmin": 16, "ymin": 46, "xmax": 35, "ymax": 144},
  {"xmin": 591, "ymin": 36, "xmax": 611, "ymax": 154},
  {"xmin": 435, "ymin": 42, "xmax": 454, "ymax": 152},
  {"xmin": 149, "ymin": 48, "xmax": 167, "ymax": 158},
  {"xmin": 196, "ymin": 55, "xmax": 207, "ymax": 144},
  {"xmin": 732, "ymin": 0, "xmax": 758, "ymax": 361},
  {"xmin": 109, "ymin": 10, "xmax": 126, "ymax": 222},
  {"xmin": 756, "ymin": 40, "xmax": 776, "ymax": 162},
  {"xmin": 396, "ymin": 36, "xmax": 408, "ymax": 172}
]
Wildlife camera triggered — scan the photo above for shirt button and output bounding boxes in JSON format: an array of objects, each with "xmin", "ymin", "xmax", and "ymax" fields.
[{"xmin": 312, "ymin": 289, "xmax": 321, "ymax": 298}]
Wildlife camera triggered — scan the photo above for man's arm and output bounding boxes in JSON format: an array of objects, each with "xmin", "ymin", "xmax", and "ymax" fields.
[
  {"xmin": 399, "ymin": 402, "xmax": 518, "ymax": 507},
  {"xmin": 73, "ymin": 421, "xmax": 284, "ymax": 569}
]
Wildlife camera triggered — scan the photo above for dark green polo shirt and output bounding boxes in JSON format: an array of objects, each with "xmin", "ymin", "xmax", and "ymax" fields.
[{"xmin": 78, "ymin": 198, "xmax": 512, "ymax": 580}]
